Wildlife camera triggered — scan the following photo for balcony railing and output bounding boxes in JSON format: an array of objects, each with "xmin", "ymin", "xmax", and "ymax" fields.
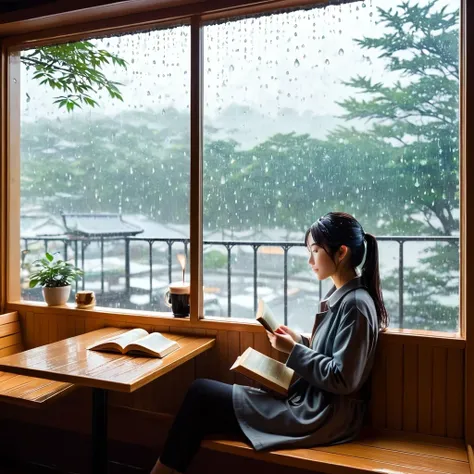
[{"xmin": 21, "ymin": 235, "xmax": 458, "ymax": 328}]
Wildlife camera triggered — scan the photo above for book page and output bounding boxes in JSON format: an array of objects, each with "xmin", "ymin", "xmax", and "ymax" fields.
[
  {"xmin": 125, "ymin": 332, "xmax": 176, "ymax": 353},
  {"xmin": 102, "ymin": 328, "xmax": 149, "ymax": 351},
  {"xmin": 256, "ymin": 299, "xmax": 279, "ymax": 333},
  {"xmin": 241, "ymin": 348, "xmax": 293, "ymax": 385}
]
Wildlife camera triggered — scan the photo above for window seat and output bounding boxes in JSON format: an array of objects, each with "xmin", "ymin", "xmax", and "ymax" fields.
[
  {"xmin": 202, "ymin": 427, "xmax": 470, "ymax": 474},
  {"xmin": 0, "ymin": 312, "xmax": 74, "ymax": 407}
]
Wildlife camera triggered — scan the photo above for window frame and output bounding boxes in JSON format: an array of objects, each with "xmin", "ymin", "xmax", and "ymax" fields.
[{"xmin": 0, "ymin": 0, "xmax": 469, "ymax": 336}]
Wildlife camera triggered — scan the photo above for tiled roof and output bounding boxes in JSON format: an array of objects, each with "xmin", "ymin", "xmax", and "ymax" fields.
[{"xmin": 61, "ymin": 213, "xmax": 143, "ymax": 237}]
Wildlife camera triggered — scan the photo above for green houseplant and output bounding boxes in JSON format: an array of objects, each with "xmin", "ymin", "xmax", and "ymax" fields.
[{"xmin": 29, "ymin": 252, "xmax": 84, "ymax": 306}]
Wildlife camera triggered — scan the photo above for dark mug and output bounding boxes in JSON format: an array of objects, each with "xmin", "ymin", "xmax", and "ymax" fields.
[{"xmin": 164, "ymin": 282, "xmax": 190, "ymax": 317}]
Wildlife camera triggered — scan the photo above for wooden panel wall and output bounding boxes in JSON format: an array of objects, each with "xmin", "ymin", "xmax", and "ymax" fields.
[
  {"xmin": 369, "ymin": 339, "xmax": 464, "ymax": 438},
  {"xmin": 3, "ymin": 307, "xmax": 463, "ymax": 442}
]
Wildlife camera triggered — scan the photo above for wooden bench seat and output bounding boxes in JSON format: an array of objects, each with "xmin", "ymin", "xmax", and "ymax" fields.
[
  {"xmin": 0, "ymin": 312, "xmax": 74, "ymax": 407},
  {"xmin": 202, "ymin": 428, "xmax": 470, "ymax": 474}
]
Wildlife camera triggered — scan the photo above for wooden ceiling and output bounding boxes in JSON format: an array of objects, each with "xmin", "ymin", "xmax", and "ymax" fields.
[{"xmin": 0, "ymin": 0, "xmax": 57, "ymax": 14}]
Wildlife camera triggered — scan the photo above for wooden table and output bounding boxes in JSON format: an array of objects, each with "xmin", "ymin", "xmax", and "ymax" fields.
[{"xmin": 0, "ymin": 327, "xmax": 215, "ymax": 474}]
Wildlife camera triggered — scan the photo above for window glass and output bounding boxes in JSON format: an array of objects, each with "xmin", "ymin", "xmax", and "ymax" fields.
[
  {"xmin": 20, "ymin": 27, "xmax": 191, "ymax": 313},
  {"xmin": 203, "ymin": 0, "xmax": 460, "ymax": 332}
]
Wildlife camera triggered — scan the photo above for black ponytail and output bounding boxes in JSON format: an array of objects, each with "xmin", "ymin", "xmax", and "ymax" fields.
[
  {"xmin": 362, "ymin": 233, "xmax": 389, "ymax": 331},
  {"xmin": 306, "ymin": 212, "xmax": 389, "ymax": 331}
]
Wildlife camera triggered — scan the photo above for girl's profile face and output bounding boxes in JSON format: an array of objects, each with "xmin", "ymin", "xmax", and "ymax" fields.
[{"xmin": 306, "ymin": 233, "xmax": 337, "ymax": 281}]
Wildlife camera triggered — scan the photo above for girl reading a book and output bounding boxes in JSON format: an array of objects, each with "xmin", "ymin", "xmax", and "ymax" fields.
[{"xmin": 151, "ymin": 212, "xmax": 388, "ymax": 474}]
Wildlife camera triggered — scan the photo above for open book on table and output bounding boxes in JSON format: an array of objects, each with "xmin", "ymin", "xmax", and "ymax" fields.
[
  {"xmin": 256, "ymin": 299, "xmax": 279, "ymax": 334},
  {"xmin": 230, "ymin": 347, "xmax": 294, "ymax": 396},
  {"xmin": 87, "ymin": 328, "xmax": 180, "ymax": 358}
]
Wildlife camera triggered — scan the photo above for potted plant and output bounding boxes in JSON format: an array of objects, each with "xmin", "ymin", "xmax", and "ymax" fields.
[{"xmin": 28, "ymin": 252, "xmax": 84, "ymax": 306}]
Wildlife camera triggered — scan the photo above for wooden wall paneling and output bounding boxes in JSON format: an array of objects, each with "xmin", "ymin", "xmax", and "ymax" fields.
[
  {"xmin": 108, "ymin": 390, "xmax": 133, "ymax": 409},
  {"xmin": 66, "ymin": 314, "xmax": 76, "ymax": 338},
  {"xmin": 169, "ymin": 326, "xmax": 197, "ymax": 336},
  {"xmin": 47, "ymin": 312, "xmax": 58, "ymax": 344},
  {"xmin": 84, "ymin": 316, "xmax": 105, "ymax": 332},
  {"xmin": 57, "ymin": 312, "xmax": 70, "ymax": 341},
  {"xmin": 227, "ymin": 330, "xmax": 240, "ymax": 384},
  {"xmin": 145, "ymin": 328, "xmax": 198, "ymax": 413},
  {"xmin": 403, "ymin": 343, "xmax": 418, "ymax": 432},
  {"xmin": 195, "ymin": 328, "xmax": 218, "ymax": 380},
  {"xmin": 135, "ymin": 359, "xmax": 196, "ymax": 415},
  {"xmin": 240, "ymin": 331, "xmax": 253, "ymax": 354},
  {"xmin": 24, "ymin": 311, "xmax": 34, "ymax": 349},
  {"xmin": 120, "ymin": 328, "xmax": 196, "ymax": 413},
  {"xmin": 103, "ymin": 318, "xmax": 128, "ymax": 329},
  {"xmin": 17, "ymin": 310, "xmax": 26, "ymax": 342},
  {"xmin": 418, "ymin": 345, "xmax": 433, "ymax": 434},
  {"xmin": 431, "ymin": 347, "xmax": 448, "ymax": 437},
  {"xmin": 10, "ymin": 308, "xmax": 468, "ymax": 442},
  {"xmin": 446, "ymin": 347, "xmax": 464, "ymax": 438},
  {"xmin": 152, "ymin": 324, "xmax": 172, "ymax": 333},
  {"xmin": 253, "ymin": 331, "xmax": 271, "ymax": 356},
  {"xmin": 385, "ymin": 342, "xmax": 403, "ymax": 431},
  {"xmin": 235, "ymin": 331, "xmax": 254, "ymax": 385},
  {"xmin": 35, "ymin": 312, "xmax": 48, "ymax": 347},
  {"xmin": 107, "ymin": 406, "xmax": 173, "ymax": 450},
  {"xmin": 216, "ymin": 330, "xmax": 232, "ymax": 384}
]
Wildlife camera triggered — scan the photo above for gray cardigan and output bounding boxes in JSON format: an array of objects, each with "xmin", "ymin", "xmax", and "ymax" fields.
[{"xmin": 232, "ymin": 277, "xmax": 379, "ymax": 451}]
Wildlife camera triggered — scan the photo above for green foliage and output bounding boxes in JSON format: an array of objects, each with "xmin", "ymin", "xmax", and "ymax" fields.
[
  {"xmin": 331, "ymin": 0, "xmax": 460, "ymax": 331},
  {"xmin": 204, "ymin": 250, "xmax": 228, "ymax": 270},
  {"xmin": 28, "ymin": 252, "xmax": 84, "ymax": 288},
  {"xmin": 22, "ymin": 41, "xmax": 127, "ymax": 111},
  {"xmin": 334, "ymin": 0, "xmax": 459, "ymax": 236}
]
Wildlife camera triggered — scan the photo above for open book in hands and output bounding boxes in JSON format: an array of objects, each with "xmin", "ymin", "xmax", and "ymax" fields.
[
  {"xmin": 230, "ymin": 347, "xmax": 294, "ymax": 396},
  {"xmin": 256, "ymin": 299, "xmax": 279, "ymax": 334},
  {"xmin": 87, "ymin": 328, "xmax": 180, "ymax": 358}
]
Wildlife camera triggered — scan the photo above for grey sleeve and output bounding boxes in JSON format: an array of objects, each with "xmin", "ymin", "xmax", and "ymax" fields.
[{"xmin": 286, "ymin": 306, "xmax": 372, "ymax": 395}]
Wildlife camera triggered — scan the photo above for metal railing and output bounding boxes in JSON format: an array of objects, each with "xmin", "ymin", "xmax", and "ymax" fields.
[{"xmin": 21, "ymin": 235, "xmax": 458, "ymax": 327}]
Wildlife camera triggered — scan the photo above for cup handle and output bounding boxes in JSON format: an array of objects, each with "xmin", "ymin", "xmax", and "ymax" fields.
[{"xmin": 164, "ymin": 290, "xmax": 172, "ymax": 308}]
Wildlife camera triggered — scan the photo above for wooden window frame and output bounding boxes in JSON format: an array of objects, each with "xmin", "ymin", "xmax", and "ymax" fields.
[{"xmin": 0, "ymin": 0, "xmax": 472, "ymax": 441}]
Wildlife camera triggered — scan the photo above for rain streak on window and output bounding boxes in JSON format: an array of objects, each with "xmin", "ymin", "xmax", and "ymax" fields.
[
  {"xmin": 202, "ymin": 0, "xmax": 460, "ymax": 333},
  {"xmin": 20, "ymin": 27, "xmax": 191, "ymax": 313}
]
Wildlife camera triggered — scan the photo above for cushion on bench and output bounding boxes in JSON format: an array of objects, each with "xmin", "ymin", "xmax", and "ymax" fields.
[
  {"xmin": 0, "ymin": 312, "xmax": 74, "ymax": 407},
  {"xmin": 202, "ymin": 427, "xmax": 469, "ymax": 474}
]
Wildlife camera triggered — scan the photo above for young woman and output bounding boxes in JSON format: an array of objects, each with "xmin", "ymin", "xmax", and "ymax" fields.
[{"xmin": 151, "ymin": 212, "xmax": 388, "ymax": 474}]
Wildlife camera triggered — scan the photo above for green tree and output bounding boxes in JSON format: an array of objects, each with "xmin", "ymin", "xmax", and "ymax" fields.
[
  {"xmin": 21, "ymin": 108, "xmax": 190, "ymax": 222},
  {"xmin": 22, "ymin": 41, "xmax": 127, "ymax": 110},
  {"xmin": 332, "ymin": 0, "xmax": 459, "ymax": 331}
]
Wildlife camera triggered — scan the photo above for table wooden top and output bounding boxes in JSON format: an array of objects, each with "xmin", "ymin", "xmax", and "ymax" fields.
[{"xmin": 0, "ymin": 328, "xmax": 215, "ymax": 393}]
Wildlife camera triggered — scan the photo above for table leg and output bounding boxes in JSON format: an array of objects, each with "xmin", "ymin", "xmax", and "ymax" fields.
[{"xmin": 92, "ymin": 388, "xmax": 108, "ymax": 474}]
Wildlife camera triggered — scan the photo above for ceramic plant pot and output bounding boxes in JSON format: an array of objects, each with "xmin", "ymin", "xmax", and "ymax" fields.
[{"xmin": 42, "ymin": 285, "xmax": 71, "ymax": 306}]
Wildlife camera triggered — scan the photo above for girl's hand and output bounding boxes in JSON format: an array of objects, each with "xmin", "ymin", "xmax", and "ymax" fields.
[
  {"xmin": 266, "ymin": 329, "xmax": 296, "ymax": 354},
  {"xmin": 276, "ymin": 325, "xmax": 302, "ymax": 344}
]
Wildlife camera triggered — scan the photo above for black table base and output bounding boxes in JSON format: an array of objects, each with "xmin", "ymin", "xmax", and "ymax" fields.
[{"xmin": 92, "ymin": 388, "xmax": 108, "ymax": 474}]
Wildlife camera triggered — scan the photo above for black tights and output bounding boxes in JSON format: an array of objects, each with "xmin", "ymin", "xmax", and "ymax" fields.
[{"xmin": 159, "ymin": 378, "xmax": 244, "ymax": 472}]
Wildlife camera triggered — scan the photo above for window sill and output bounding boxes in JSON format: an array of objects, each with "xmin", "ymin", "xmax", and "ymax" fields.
[{"xmin": 5, "ymin": 300, "xmax": 466, "ymax": 346}]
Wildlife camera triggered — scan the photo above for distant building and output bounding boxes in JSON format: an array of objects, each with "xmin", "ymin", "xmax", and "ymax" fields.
[{"xmin": 60, "ymin": 212, "xmax": 143, "ymax": 238}]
